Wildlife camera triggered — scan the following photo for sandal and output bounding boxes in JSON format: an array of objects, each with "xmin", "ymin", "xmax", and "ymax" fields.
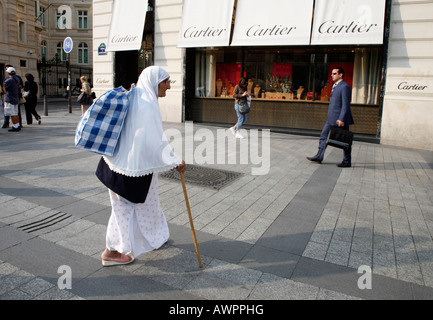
[{"xmin": 102, "ymin": 253, "xmax": 135, "ymax": 267}]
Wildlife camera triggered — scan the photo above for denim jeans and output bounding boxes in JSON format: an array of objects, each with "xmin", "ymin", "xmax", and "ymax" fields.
[{"xmin": 235, "ymin": 104, "xmax": 247, "ymax": 130}]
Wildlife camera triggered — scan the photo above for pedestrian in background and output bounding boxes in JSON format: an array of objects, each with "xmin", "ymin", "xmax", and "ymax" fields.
[
  {"xmin": 229, "ymin": 77, "xmax": 249, "ymax": 139},
  {"xmin": 3, "ymin": 67, "xmax": 21, "ymax": 132},
  {"xmin": 2, "ymin": 64, "xmax": 23, "ymax": 129},
  {"xmin": 23, "ymin": 73, "xmax": 41, "ymax": 125},
  {"xmin": 307, "ymin": 67, "xmax": 354, "ymax": 167},
  {"xmin": 0, "ymin": 82, "xmax": 3, "ymax": 120},
  {"xmin": 79, "ymin": 76, "xmax": 92, "ymax": 116}
]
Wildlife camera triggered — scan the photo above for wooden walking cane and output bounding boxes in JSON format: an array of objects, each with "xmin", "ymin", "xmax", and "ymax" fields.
[{"xmin": 180, "ymin": 171, "xmax": 203, "ymax": 268}]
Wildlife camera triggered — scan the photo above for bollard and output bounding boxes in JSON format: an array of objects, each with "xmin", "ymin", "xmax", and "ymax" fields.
[{"xmin": 44, "ymin": 94, "xmax": 48, "ymax": 116}]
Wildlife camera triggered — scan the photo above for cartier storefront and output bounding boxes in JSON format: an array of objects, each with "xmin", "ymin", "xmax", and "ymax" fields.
[{"xmin": 179, "ymin": 0, "xmax": 388, "ymax": 136}]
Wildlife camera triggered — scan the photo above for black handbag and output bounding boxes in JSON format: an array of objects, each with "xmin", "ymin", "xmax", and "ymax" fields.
[
  {"xmin": 326, "ymin": 126, "xmax": 353, "ymax": 150},
  {"xmin": 77, "ymin": 92, "xmax": 85, "ymax": 102},
  {"xmin": 238, "ymin": 99, "xmax": 250, "ymax": 114}
]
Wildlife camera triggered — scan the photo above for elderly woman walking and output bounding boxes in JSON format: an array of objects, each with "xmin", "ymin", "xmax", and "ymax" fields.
[{"xmin": 96, "ymin": 66, "xmax": 186, "ymax": 266}]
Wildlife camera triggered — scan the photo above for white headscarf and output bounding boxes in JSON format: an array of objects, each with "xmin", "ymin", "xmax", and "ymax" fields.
[{"xmin": 103, "ymin": 66, "xmax": 182, "ymax": 177}]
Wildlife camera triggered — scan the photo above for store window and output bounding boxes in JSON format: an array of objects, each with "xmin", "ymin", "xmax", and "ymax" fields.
[{"xmin": 194, "ymin": 46, "xmax": 382, "ymax": 105}]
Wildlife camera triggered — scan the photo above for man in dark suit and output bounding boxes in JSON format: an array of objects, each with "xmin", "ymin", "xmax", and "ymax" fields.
[{"xmin": 307, "ymin": 67, "xmax": 354, "ymax": 167}]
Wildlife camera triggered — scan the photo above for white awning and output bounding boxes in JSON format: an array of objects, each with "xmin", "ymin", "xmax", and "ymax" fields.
[
  {"xmin": 178, "ymin": 0, "xmax": 235, "ymax": 48},
  {"xmin": 311, "ymin": 0, "xmax": 386, "ymax": 45},
  {"xmin": 231, "ymin": 0, "xmax": 314, "ymax": 46},
  {"xmin": 106, "ymin": 0, "xmax": 148, "ymax": 52}
]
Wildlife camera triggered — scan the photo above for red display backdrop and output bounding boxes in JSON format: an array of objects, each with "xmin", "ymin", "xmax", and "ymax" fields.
[
  {"xmin": 328, "ymin": 63, "xmax": 353, "ymax": 89},
  {"xmin": 272, "ymin": 63, "xmax": 293, "ymax": 79},
  {"xmin": 216, "ymin": 64, "xmax": 241, "ymax": 93}
]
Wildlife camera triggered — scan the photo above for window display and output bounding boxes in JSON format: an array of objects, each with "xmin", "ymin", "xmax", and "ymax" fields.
[{"xmin": 194, "ymin": 46, "xmax": 382, "ymax": 105}]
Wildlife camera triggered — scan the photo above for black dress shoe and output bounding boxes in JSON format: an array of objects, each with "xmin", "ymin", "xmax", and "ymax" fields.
[
  {"xmin": 307, "ymin": 156, "xmax": 322, "ymax": 164},
  {"xmin": 8, "ymin": 127, "xmax": 21, "ymax": 132},
  {"xmin": 337, "ymin": 162, "xmax": 351, "ymax": 168}
]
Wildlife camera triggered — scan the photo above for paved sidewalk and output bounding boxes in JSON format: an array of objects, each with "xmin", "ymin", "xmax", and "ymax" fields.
[{"xmin": 1, "ymin": 103, "xmax": 433, "ymax": 301}]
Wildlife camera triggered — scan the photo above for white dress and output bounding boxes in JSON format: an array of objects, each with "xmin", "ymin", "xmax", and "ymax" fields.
[{"xmin": 105, "ymin": 174, "xmax": 169, "ymax": 257}]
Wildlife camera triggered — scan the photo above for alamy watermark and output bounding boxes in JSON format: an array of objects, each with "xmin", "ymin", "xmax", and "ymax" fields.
[
  {"xmin": 164, "ymin": 122, "xmax": 271, "ymax": 176},
  {"xmin": 58, "ymin": 265, "xmax": 72, "ymax": 290},
  {"xmin": 357, "ymin": 265, "xmax": 372, "ymax": 290}
]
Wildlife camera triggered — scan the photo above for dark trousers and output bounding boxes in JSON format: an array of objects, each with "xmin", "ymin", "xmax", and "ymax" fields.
[
  {"xmin": 316, "ymin": 122, "xmax": 352, "ymax": 164},
  {"xmin": 24, "ymin": 102, "xmax": 41, "ymax": 124}
]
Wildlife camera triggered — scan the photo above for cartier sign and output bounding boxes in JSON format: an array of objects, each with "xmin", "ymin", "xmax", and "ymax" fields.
[
  {"xmin": 182, "ymin": 26, "xmax": 228, "ymax": 39},
  {"xmin": 311, "ymin": 0, "xmax": 386, "ymax": 45},
  {"xmin": 106, "ymin": 0, "xmax": 148, "ymax": 52},
  {"xmin": 317, "ymin": 21, "xmax": 379, "ymax": 35},
  {"xmin": 231, "ymin": 0, "xmax": 313, "ymax": 46},
  {"xmin": 398, "ymin": 82, "xmax": 428, "ymax": 91},
  {"xmin": 110, "ymin": 34, "xmax": 139, "ymax": 44},
  {"xmin": 178, "ymin": 0, "xmax": 235, "ymax": 48},
  {"xmin": 245, "ymin": 25, "xmax": 296, "ymax": 38},
  {"xmin": 385, "ymin": 78, "xmax": 433, "ymax": 95}
]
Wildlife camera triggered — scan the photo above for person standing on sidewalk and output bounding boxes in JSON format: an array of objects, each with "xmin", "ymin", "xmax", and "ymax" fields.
[
  {"xmin": 79, "ymin": 76, "xmax": 92, "ymax": 116},
  {"xmin": 307, "ymin": 67, "xmax": 354, "ymax": 167},
  {"xmin": 2, "ymin": 64, "xmax": 23, "ymax": 129},
  {"xmin": 23, "ymin": 73, "xmax": 41, "ymax": 125},
  {"xmin": 229, "ymin": 77, "xmax": 249, "ymax": 139},
  {"xmin": 96, "ymin": 66, "xmax": 186, "ymax": 266},
  {"xmin": 2, "ymin": 67, "xmax": 21, "ymax": 132}
]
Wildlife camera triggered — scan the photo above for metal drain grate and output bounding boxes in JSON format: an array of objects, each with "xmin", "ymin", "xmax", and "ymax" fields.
[
  {"xmin": 160, "ymin": 165, "xmax": 243, "ymax": 190},
  {"xmin": 16, "ymin": 212, "xmax": 72, "ymax": 233}
]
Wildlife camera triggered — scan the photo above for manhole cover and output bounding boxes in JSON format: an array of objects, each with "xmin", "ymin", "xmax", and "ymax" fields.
[{"xmin": 160, "ymin": 165, "xmax": 243, "ymax": 190}]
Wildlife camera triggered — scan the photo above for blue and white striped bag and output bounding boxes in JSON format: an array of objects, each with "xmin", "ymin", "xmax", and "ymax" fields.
[{"xmin": 75, "ymin": 85, "xmax": 135, "ymax": 156}]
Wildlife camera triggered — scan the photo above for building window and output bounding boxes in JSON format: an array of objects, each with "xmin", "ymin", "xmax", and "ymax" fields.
[
  {"xmin": 78, "ymin": 42, "xmax": 88, "ymax": 64},
  {"xmin": 56, "ymin": 42, "xmax": 67, "ymax": 61},
  {"xmin": 78, "ymin": 10, "xmax": 88, "ymax": 29},
  {"xmin": 39, "ymin": 6, "xmax": 46, "ymax": 26},
  {"xmin": 34, "ymin": 1, "xmax": 39, "ymax": 17},
  {"xmin": 41, "ymin": 40, "xmax": 47, "ymax": 60},
  {"xmin": 194, "ymin": 45, "xmax": 382, "ymax": 105},
  {"xmin": 18, "ymin": 21, "xmax": 25, "ymax": 42}
]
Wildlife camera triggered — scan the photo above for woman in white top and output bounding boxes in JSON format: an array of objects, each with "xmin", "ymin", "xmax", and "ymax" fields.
[{"xmin": 79, "ymin": 76, "xmax": 92, "ymax": 116}]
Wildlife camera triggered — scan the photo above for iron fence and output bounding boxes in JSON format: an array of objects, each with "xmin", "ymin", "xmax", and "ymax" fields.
[{"xmin": 37, "ymin": 58, "xmax": 92, "ymax": 98}]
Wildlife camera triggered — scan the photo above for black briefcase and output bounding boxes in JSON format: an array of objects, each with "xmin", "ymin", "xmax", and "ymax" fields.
[{"xmin": 326, "ymin": 126, "xmax": 353, "ymax": 150}]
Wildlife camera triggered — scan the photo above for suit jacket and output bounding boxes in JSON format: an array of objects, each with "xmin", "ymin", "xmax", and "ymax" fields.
[{"xmin": 327, "ymin": 80, "xmax": 354, "ymax": 126}]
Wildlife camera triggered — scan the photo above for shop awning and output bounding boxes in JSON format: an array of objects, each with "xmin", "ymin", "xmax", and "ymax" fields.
[
  {"xmin": 178, "ymin": 0, "xmax": 235, "ymax": 48},
  {"xmin": 231, "ymin": 0, "xmax": 314, "ymax": 46},
  {"xmin": 311, "ymin": 0, "xmax": 386, "ymax": 45},
  {"xmin": 106, "ymin": 0, "xmax": 148, "ymax": 52}
]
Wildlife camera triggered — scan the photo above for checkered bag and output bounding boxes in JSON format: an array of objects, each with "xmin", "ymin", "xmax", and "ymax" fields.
[{"xmin": 75, "ymin": 85, "xmax": 135, "ymax": 156}]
